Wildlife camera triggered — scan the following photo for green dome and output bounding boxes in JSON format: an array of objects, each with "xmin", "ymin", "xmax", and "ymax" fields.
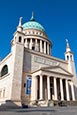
[{"xmin": 22, "ymin": 14, "xmax": 45, "ymax": 32}]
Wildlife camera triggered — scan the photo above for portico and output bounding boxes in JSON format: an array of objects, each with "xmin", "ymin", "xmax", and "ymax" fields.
[{"xmin": 31, "ymin": 66, "xmax": 75, "ymax": 102}]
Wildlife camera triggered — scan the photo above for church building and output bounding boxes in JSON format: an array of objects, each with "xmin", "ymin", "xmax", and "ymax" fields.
[{"xmin": 0, "ymin": 13, "xmax": 77, "ymax": 107}]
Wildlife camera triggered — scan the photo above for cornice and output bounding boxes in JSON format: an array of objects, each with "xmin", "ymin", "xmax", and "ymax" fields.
[{"xmin": 24, "ymin": 48, "xmax": 68, "ymax": 64}]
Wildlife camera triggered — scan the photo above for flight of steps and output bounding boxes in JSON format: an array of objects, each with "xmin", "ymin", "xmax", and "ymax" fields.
[
  {"xmin": 30, "ymin": 100, "xmax": 54, "ymax": 107},
  {"xmin": 0, "ymin": 100, "xmax": 22, "ymax": 110},
  {"xmin": 54, "ymin": 100, "xmax": 77, "ymax": 106},
  {"xmin": 1, "ymin": 100, "xmax": 77, "ymax": 109}
]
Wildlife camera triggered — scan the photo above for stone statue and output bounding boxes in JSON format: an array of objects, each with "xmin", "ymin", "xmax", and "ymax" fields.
[{"xmin": 18, "ymin": 17, "xmax": 23, "ymax": 26}]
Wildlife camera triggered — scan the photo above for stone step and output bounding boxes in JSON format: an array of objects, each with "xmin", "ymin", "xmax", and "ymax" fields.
[
  {"xmin": 54, "ymin": 101, "xmax": 77, "ymax": 106},
  {"xmin": 0, "ymin": 100, "xmax": 22, "ymax": 110}
]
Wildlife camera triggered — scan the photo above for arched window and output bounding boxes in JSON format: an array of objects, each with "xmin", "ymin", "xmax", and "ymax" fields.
[
  {"xmin": 1, "ymin": 65, "xmax": 8, "ymax": 77},
  {"xmin": 19, "ymin": 36, "xmax": 22, "ymax": 42},
  {"xmin": 70, "ymin": 55, "xmax": 73, "ymax": 60},
  {"xmin": 67, "ymin": 55, "xmax": 69, "ymax": 60}
]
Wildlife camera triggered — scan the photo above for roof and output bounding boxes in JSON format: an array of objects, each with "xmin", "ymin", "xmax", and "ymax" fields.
[
  {"xmin": 22, "ymin": 13, "xmax": 45, "ymax": 32},
  {"xmin": 32, "ymin": 65, "xmax": 73, "ymax": 77}
]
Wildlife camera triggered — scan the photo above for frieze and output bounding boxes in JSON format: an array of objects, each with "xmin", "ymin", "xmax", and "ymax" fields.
[{"xmin": 34, "ymin": 56, "xmax": 59, "ymax": 66}]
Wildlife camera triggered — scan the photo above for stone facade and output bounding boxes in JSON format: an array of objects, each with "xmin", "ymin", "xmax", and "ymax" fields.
[{"xmin": 0, "ymin": 14, "xmax": 77, "ymax": 107}]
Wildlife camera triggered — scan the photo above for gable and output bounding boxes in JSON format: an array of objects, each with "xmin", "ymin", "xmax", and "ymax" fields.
[{"xmin": 42, "ymin": 66, "xmax": 73, "ymax": 76}]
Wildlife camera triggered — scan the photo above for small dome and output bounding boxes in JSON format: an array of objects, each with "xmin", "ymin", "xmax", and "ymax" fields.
[{"xmin": 22, "ymin": 13, "xmax": 45, "ymax": 33}]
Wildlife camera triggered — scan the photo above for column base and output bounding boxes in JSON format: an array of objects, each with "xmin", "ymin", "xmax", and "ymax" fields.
[
  {"xmin": 54, "ymin": 99, "xmax": 58, "ymax": 101},
  {"xmin": 67, "ymin": 99, "xmax": 70, "ymax": 101},
  {"xmin": 61, "ymin": 99, "xmax": 64, "ymax": 101},
  {"xmin": 39, "ymin": 98, "xmax": 44, "ymax": 101},
  {"xmin": 38, "ymin": 100, "xmax": 48, "ymax": 107},
  {"xmin": 29, "ymin": 100, "xmax": 38, "ymax": 107},
  {"xmin": 48, "ymin": 100, "xmax": 54, "ymax": 106}
]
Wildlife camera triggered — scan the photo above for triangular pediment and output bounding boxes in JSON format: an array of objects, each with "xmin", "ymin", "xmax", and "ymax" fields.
[{"xmin": 41, "ymin": 66, "xmax": 73, "ymax": 76}]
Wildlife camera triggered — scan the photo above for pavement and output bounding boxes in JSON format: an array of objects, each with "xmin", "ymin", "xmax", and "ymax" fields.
[{"xmin": 0, "ymin": 106, "xmax": 77, "ymax": 115}]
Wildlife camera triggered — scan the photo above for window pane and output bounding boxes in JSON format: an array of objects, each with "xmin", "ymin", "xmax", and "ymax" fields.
[{"xmin": 1, "ymin": 65, "xmax": 8, "ymax": 77}]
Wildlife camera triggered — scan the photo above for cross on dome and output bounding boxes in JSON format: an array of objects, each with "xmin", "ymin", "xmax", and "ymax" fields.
[{"xmin": 30, "ymin": 11, "xmax": 35, "ymax": 21}]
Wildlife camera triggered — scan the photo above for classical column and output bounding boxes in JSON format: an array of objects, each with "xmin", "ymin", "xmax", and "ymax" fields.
[
  {"xmin": 25, "ymin": 39, "xmax": 28, "ymax": 48},
  {"xmin": 60, "ymin": 78, "xmax": 64, "ymax": 100},
  {"xmin": 71, "ymin": 82, "xmax": 75, "ymax": 101},
  {"xmin": 35, "ymin": 39, "xmax": 37, "ymax": 50},
  {"xmin": 44, "ymin": 41, "xmax": 46, "ymax": 54},
  {"xmin": 31, "ymin": 76, "xmax": 37, "ymax": 101},
  {"xmin": 35, "ymin": 39, "xmax": 39, "ymax": 51},
  {"xmin": 65, "ymin": 79, "xmax": 70, "ymax": 101},
  {"xmin": 39, "ymin": 75, "xmax": 43, "ymax": 100},
  {"xmin": 49, "ymin": 45, "xmax": 51, "ymax": 55},
  {"xmin": 30, "ymin": 38, "xmax": 32, "ymax": 49},
  {"xmin": 54, "ymin": 77, "xmax": 57, "ymax": 100},
  {"xmin": 47, "ymin": 76, "xmax": 51, "ymax": 100},
  {"xmin": 47, "ymin": 43, "xmax": 49, "ymax": 55},
  {"xmin": 40, "ymin": 40, "xmax": 42, "ymax": 53}
]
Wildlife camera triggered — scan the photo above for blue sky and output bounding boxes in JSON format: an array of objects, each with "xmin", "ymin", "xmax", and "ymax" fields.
[{"xmin": 0, "ymin": 0, "xmax": 77, "ymax": 73}]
